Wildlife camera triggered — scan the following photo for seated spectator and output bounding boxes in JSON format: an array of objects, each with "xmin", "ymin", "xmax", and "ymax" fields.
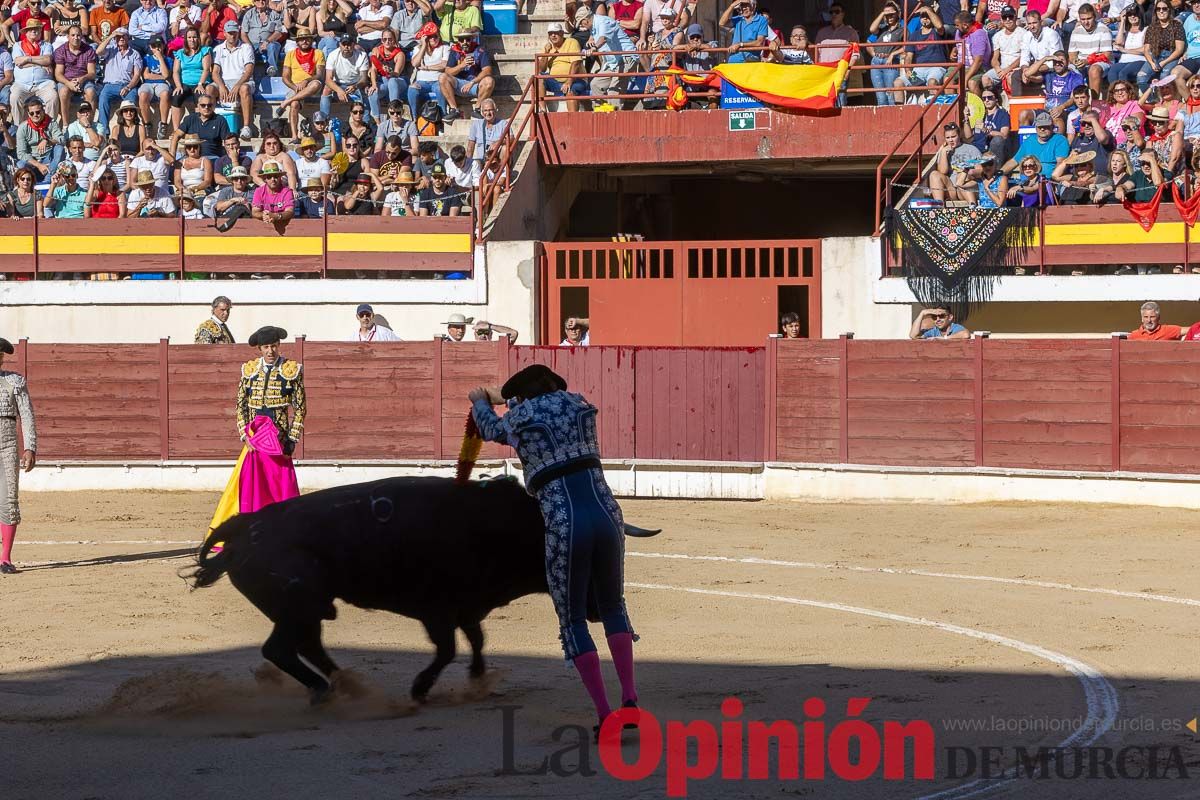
[
  {"xmin": 199, "ymin": 0, "xmax": 239, "ymax": 48},
  {"xmin": 8, "ymin": 0, "xmax": 51, "ymax": 45},
  {"xmin": 0, "ymin": 47, "xmax": 13, "ymax": 120},
  {"xmin": 88, "ymin": 0, "xmax": 129, "ymax": 51},
  {"xmin": 1005, "ymin": 154, "xmax": 1058, "ymax": 205},
  {"xmin": 982, "ymin": 7, "xmax": 1029, "ymax": 95},
  {"xmin": 720, "ymin": 0, "xmax": 767, "ymax": 63},
  {"xmin": 296, "ymin": 176, "xmax": 334, "ymax": 217},
  {"xmin": 322, "ymin": 34, "xmax": 372, "ymax": 121},
  {"xmin": 972, "ymin": 89, "xmax": 1011, "ymax": 160},
  {"xmin": 952, "ymin": 11, "xmax": 990, "ymax": 96},
  {"xmin": 169, "ymin": 29, "xmax": 214, "ymax": 130},
  {"xmin": 1140, "ymin": 73, "xmax": 1183, "ymax": 120},
  {"xmin": 1016, "ymin": 10, "xmax": 1064, "ymax": 97},
  {"xmin": 928, "ymin": 122, "xmax": 982, "ymax": 202},
  {"xmin": 277, "ymin": 28, "xmax": 326, "ymax": 145},
  {"xmin": 1068, "ymin": 4, "xmax": 1113, "ymax": 95},
  {"xmin": 371, "ymin": 29, "xmax": 408, "ymax": 121},
  {"xmin": 15, "ymin": 96, "xmax": 62, "ymax": 179},
  {"xmin": 62, "ymin": 134, "xmax": 93, "ymax": 188},
  {"xmin": 318, "ymin": 0, "xmax": 356, "ymax": 55},
  {"xmin": 908, "ymin": 307, "xmax": 970, "ymax": 339},
  {"xmin": 1041, "ymin": 51, "xmax": 1086, "ymax": 133},
  {"xmin": 440, "ymin": 27, "xmax": 493, "ymax": 122},
  {"xmin": 1128, "ymin": 300, "xmax": 1183, "ymax": 339},
  {"xmin": 467, "ymin": 97, "xmax": 506, "ymax": 163},
  {"xmin": 293, "ymin": 135, "xmax": 332, "ymax": 188},
  {"xmin": 129, "ymin": 0, "xmax": 169, "ymax": 56},
  {"xmin": 391, "ymin": 0, "xmax": 429, "ymax": 59},
  {"xmin": 252, "ymin": 131, "xmax": 299, "ymax": 186},
  {"xmin": 416, "ymin": 162, "xmax": 462, "ymax": 215},
  {"xmin": 542, "ymin": 22, "xmax": 586, "ymax": 111},
  {"xmin": 436, "ymin": 0, "xmax": 482, "ymax": 41},
  {"xmin": 4, "ymin": 166, "xmax": 40, "ymax": 217},
  {"xmin": 382, "ymin": 167, "xmax": 417, "ymax": 215},
  {"xmin": 169, "ymin": 0, "xmax": 204, "ymax": 53},
  {"xmin": 339, "ymin": 172, "xmax": 384, "ymax": 214},
  {"xmin": 1051, "ymin": 149, "xmax": 1100, "ymax": 202},
  {"xmin": 969, "ymin": 153, "xmax": 1008, "ymax": 206},
  {"xmin": 579, "ymin": 7, "xmax": 636, "ymax": 99},
  {"xmin": 1068, "ymin": 108, "xmax": 1115, "ymax": 170},
  {"xmin": 1004, "ymin": 111, "xmax": 1069, "ymax": 177},
  {"xmin": 1107, "ymin": 9, "xmax": 1147, "ymax": 88},
  {"xmin": 446, "ymin": 142, "xmax": 479, "ymax": 188},
  {"xmin": 213, "ymin": 164, "xmax": 254, "ymax": 226},
  {"xmin": 138, "ymin": 35, "xmax": 173, "ymax": 139},
  {"xmin": 408, "ymin": 23, "xmax": 448, "ymax": 122},
  {"xmin": 344, "ymin": 101, "xmax": 378, "ymax": 149},
  {"xmin": 356, "ymin": 0, "xmax": 395, "ymax": 52},
  {"xmin": 1181, "ymin": 76, "xmax": 1200, "ymax": 152},
  {"xmin": 211, "ymin": 21, "xmax": 256, "ymax": 139},
  {"xmin": 1138, "ymin": 1, "xmax": 1184, "ymax": 94},
  {"xmin": 1094, "ymin": 148, "xmax": 1135, "ymax": 203},
  {"xmin": 96, "ymin": 27, "xmax": 142, "ymax": 131},
  {"xmin": 66, "ymin": 100, "xmax": 102, "ymax": 160},
  {"xmin": 126, "ymin": 167, "xmax": 176, "ymax": 216},
  {"xmin": 1119, "ymin": 113, "xmax": 1149, "ymax": 162},
  {"xmin": 251, "ymin": 161, "xmax": 294, "ymax": 224},
  {"xmin": 411, "ymin": 137, "xmax": 439, "ymax": 184},
  {"xmin": 865, "ymin": 7, "xmax": 901, "ymax": 105},
  {"xmin": 175, "ymin": 134, "xmax": 214, "ymax": 194},
  {"xmin": 676, "ymin": 24, "xmax": 718, "ymax": 108},
  {"xmin": 1129, "ymin": 148, "xmax": 1166, "ymax": 198},
  {"xmin": 243, "ymin": 0, "xmax": 286, "ymax": 77},
  {"xmin": 214, "ymin": 131, "xmax": 251, "ymax": 185},
  {"xmin": 1065, "ymin": 85, "xmax": 1107, "ymax": 139},
  {"xmin": 172, "ymin": 93, "xmax": 229, "ymax": 159},
  {"xmin": 892, "ymin": 5, "xmax": 947, "ymax": 105},
  {"xmin": 370, "ymin": 133, "xmax": 412, "ymax": 183},
  {"xmin": 1169, "ymin": 0, "xmax": 1200, "ymax": 90},
  {"xmin": 1145, "ymin": 105, "xmax": 1183, "ymax": 172},
  {"xmin": 131, "ymin": 136, "xmax": 173, "ymax": 189},
  {"xmin": 375, "ymin": 99, "xmax": 419, "ymax": 153},
  {"xmin": 779, "ymin": 311, "xmax": 802, "ymax": 338},
  {"xmin": 178, "ymin": 188, "xmax": 205, "ymax": 219},
  {"xmin": 109, "ymin": 99, "xmax": 145, "ymax": 158},
  {"xmin": 11, "ymin": 20, "xmax": 59, "ymax": 125},
  {"xmin": 330, "ymin": 133, "xmax": 369, "ymax": 192},
  {"xmin": 84, "ymin": 167, "xmax": 125, "ymax": 218},
  {"xmin": 45, "ymin": 161, "xmax": 86, "ymax": 217},
  {"xmin": 52, "ymin": 25, "xmax": 96, "ymax": 130},
  {"xmin": 561, "ymin": 316, "xmax": 589, "ymax": 346}
]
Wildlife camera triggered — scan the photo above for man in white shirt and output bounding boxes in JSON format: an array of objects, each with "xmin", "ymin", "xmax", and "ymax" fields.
[
  {"xmin": 1067, "ymin": 4, "xmax": 1112, "ymax": 94},
  {"xmin": 353, "ymin": 303, "xmax": 402, "ymax": 342},
  {"xmin": 983, "ymin": 7, "xmax": 1031, "ymax": 92},
  {"xmin": 130, "ymin": 136, "xmax": 172, "ymax": 188},
  {"xmin": 212, "ymin": 20, "xmax": 256, "ymax": 139},
  {"xmin": 63, "ymin": 134, "xmax": 95, "ymax": 188},
  {"xmin": 560, "ymin": 317, "xmax": 589, "ymax": 347},
  {"xmin": 321, "ymin": 33, "xmax": 373, "ymax": 119},
  {"xmin": 292, "ymin": 136, "xmax": 332, "ymax": 188},
  {"xmin": 127, "ymin": 168, "xmax": 176, "ymax": 217},
  {"xmin": 355, "ymin": 0, "xmax": 395, "ymax": 52},
  {"xmin": 1018, "ymin": 10, "xmax": 1064, "ymax": 95}
]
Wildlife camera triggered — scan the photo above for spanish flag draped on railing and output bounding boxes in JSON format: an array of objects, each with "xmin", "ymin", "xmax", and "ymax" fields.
[{"xmin": 667, "ymin": 44, "xmax": 857, "ymax": 111}]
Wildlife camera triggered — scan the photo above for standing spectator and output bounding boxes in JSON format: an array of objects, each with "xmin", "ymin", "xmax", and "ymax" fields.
[
  {"xmin": 719, "ymin": 0, "xmax": 768, "ymax": 63},
  {"xmin": 84, "ymin": 167, "xmax": 125, "ymax": 218},
  {"xmin": 928, "ymin": 123, "xmax": 982, "ymax": 201},
  {"xmin": 390, "ymin": 0, "xmax": 429, "ymax": 58},
  {"xmin": 296, "ymin": 176, "xmax": 335, "ymax": 216},
  {"xmin": 169, "ymin": 28, "xmax": 214, "ymax": 131},
  {"xmin": 277, "ymin": 28, "xmax": 326, "ymax": 144},
  {"xmin": 892, "ymin": 4, "xmax": 946, "ymax": 105},
  {"xmin": 560, "ymin": 316, "xmax": 589, "ymax": 346},
  {"xmin": 66, "ymin": 101, "xmax": 102, "ymax": 160},
  {"xmin": 212, "ymin": 21, "xmax": 256, "ymax": 140},
  {"xmin": 126, "ymin": 169, "xmax": 176, "ymax": 217},
  {"xmin": 195, "ymin": 296, "xmax": 236, "ymax": 344},
  {"xmin": 973, "ymin": 89, "xmax": 1012, "ymax": 160},
  {"xmin": 816, "ymin": 3, "xmax": 861, "ymax": 105},
  {"xmin": 1138, "ymin": 0, "xmax": 1184, "ymax": 92},
  {"xmin": 45, "ymin": 162, "xmax": 86, "ymax": 217},
  {"xmin": 354, "ymin": 304, "xmax": 403, "ymax": 341},
  {"xmin": 96, "ymin": 28, "xmax": 142, "ymax": 131},
  {"xmin": 1128, "ymin": 301, "xmax": 1183, "ymax": 338},
  {"xmin": 407, "ymin": 22, "xmax": 448, "ymax": 122},
  {"xmin": 774, "ymin": 25, "xmax": 813, "ymax": 64},
  {"xmin": 909, "ymin": 308, "xmax": 970, "ymax": 339},
  {"xmin": 371, "ymin": 29, "xmax": 408, "ymax": 121},
  {"xmin": 541, "ymin": 22, "xmax": 586, "ymax": 111},
  {"xmin": 172, "ymin": 93, "xmax": 230, "ymax": 159},
  {"xmin": 611, "ymin": 0, "xmax": 644, "ymax": 44},
  {"xmin": 1108, "ymin": 9, "xmax": 1148, "ymax": 88},
  {"xmin": 243, "ymin": 0, "xmax": 286, "ymax": 77},
  {"xmin": 678, "ymin": 24, "xmax": 719, "ymax": 108},
  {"xmin": 62, "ymin": 134, "xmax": 93, "ymax": 187},
  {"xmin": 321, "ymin": 33, "xmax": 372, "ymax": 120},
  {"xmin": 52, "ymin": 25, "xmax": 95, "ymax": 130},
  {"xmin": 382, "ymin": 167, "xmax": 416, "ymax": 215},
  {"xmin": 1004, "ymin": 110, "xmax": 1070, "ymax": 176},
  {"xmin": 293, "ymin": 136, "xmax": 332, "ymax": 188},
  {"xmin": 466, "ymin": 97, "xmax": 506, "ymax": 163},
  {"xmin": 1017, "ymin": 10, "xmax": 1064, "ymax": 97},
  {"xmin": 131, "ymin": 136, "xmax": 173, "ymax": 188},
  {"xmin": 251, "ymin": 160, "xmax": 294, "ymax": 224},
  {"xmin": 88, "ymin": 0, "xmax": 129, "ymax": 48},
  {"xmin": 214, "ymin": 130, "xmax": 251, "ymax": 185},
  {"xmin": 435, "ymin": 0, "xmax": 482, "ymax": 42},
  {"xmin": 866, "ymin": 3, "xmax": 904, "ymax": 105},
  {"xmin": 15, "ymin": 97, "xmax": 62, "ymax": 179},
  {"xmin": 138, "ymin": 35, "xmax": 172, "ymax": 138},
  {"xmin": 473, "ymin": 320, "xmax": 517, "ymax": 342},
  {"xmin": 356, "ymin": 0, "xmax": 394, "ymax": 53},
  {"xmin": 128, "ymin": 0, "xmax": 168, "ymax": 56},
  {"xmin": 983, "ymin": 7, "xmax": 1030, "ymax": 94},
  {"xmin": 416, "ymin": 162, "xmax": 462, "ymax": 215},
  {"xmin": 11, "ymin": 20, "xmax": 57, "ymax": 125},
  {"xmin": 640, "ymin": 0, "xmax": 689, "ymax": 42},
  {"xmin": 580, "ymin": 7, "xmax": 635, "ymax": 99},
  {"xmin": 339, "ymin": 172, "xmax": 384, "ymax": 214},
  {"xmin": 439, "ymin": 28, "xmax": 493, "ymax": 122}
]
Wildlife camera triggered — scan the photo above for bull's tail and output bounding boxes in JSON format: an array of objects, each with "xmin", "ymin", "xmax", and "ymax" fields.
[{"xmin": 188, "ymin": 515, "xmax": 253, "ymax": 589}]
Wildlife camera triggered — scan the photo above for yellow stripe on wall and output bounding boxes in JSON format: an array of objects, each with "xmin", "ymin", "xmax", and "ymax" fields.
[
  {"xmin": 1040, "ymin": 222, "xmax": 1186, "ymax": 246},
  {"xmin": 0, "ymin": 236, "xmax": 33, "ymax": 255},
  {"xmin": 185, "ymin": 237, "xmax": 323, "ymax": 257},
  {"xmin": 327, "ymin": 232, "xmax": 472, "ymax": 253},
  {"xmin": 39, "ymin": 235, "xmax": 179, "ymax": 255}
]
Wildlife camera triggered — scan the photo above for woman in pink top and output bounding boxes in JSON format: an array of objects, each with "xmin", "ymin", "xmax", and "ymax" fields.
[
  {"xmin": 1105, "ymin": 80, "xmax": 1145, "ymax": 144},
  {"xmin": 252, "ymin": 163, "xmax": 295, "ymax": 226}
]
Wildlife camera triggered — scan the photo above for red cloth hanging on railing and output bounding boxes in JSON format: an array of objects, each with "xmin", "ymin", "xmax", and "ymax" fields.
[{"xmin": 1123, "ymin": 185, "xmax": 1166, "ymax": 232}]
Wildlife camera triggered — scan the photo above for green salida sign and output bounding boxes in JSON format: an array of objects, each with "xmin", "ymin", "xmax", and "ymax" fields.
[{"xmin": 728, "ymin": 111, "xmax": 757, "ymax": 131}]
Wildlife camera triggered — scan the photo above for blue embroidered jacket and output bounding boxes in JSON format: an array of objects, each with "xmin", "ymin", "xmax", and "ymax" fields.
[{"xmin": 471, "ymin": 391, "xmax": 602, "ymax": 494}]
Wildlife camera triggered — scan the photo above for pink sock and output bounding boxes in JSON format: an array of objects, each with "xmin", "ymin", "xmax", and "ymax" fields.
[
  {"xmin": 607, "ymin": 632, "xmax": 638, "ymax": 705},
  {"xmin": 572, "ymin": 650, "xmax": 611, "ymax": 722},
  {"xmin": 1, "ymin": 523, "xmax": 15, "ymax": 564}
]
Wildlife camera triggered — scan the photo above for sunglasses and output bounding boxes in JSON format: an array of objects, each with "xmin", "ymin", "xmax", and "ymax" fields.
[
  {"xmin": 1114, "ymin": 86, "xmax": 1130, "ymax": 92},
  {"xmin": 1052, "ymin": 60, "xmax": 1066, "ymax": 66},
  {"xmin": 982, "ymin": 94, "xmax": 996, "ymax": 100},
  {"xmin": 1022, "ymin": 163, "xmax": 1038, "ymax": 169},
  {"xmin": 357, "ymin": 311, "xmax": 372, "ymax": 318},
  {"xmin": 198, "ymin": 103, "xmax": 213, "ymax": 108},
  {"xmin": 352, "ymin": 108, "xmax": 364, "ymax": 113}
]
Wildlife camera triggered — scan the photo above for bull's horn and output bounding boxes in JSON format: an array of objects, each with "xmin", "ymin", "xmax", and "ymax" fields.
[{"xmin": 623, "ymin": 523, "xmax": 661, "ymax": 538}]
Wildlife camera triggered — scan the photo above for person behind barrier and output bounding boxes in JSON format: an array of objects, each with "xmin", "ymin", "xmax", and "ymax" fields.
[
  {"xmin": 468, "ymin": 364, "xmax": 640, "ymax": 741},
  {"xmin": 780, "ymin": 311, "xmax": 803, "ymax": 338},
  {"xmin": 909, "ymin": 307, "xmax": 970, "ymax": 339},
  {"xmin": 353, "ymin": 303, "xmax": 403, "ymax": 341},
  {"xmin": 1129, "ymin": 300, "xmax": 1184, "ymax": 339},
  {"xmin": 720, "ymin": 0, "xmax": 767, "ymax": 63},
  {"xmin": 442, "ymin": 312, "xmax": 472, "ymax": 341},
  {"xmin": 195, "ymin": 295, "xmax": 236, "ymax": 343},
  {"xmin": 561, "ymin": 316, "xmax": 590, "ymax": 346},
  {"xmin": 473, "ymin": 319, "xmax": 518, "ymax": 342},
  {"xmin": 541, "ymin": 22, "xmax": 587, "ymax": 111}
]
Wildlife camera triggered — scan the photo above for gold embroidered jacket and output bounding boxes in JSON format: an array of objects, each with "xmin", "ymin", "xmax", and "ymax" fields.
[
  {"xmin": 235, "ymin": 357, "xmax": 306, "ymax": 442},
  {"xmin": 195, "ymin": 319, "xmax": 236, "ymax": 344}
]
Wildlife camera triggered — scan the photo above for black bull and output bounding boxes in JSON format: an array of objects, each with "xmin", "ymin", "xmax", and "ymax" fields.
[{"xmin": 191, "ymin": 475, "xmax": 659, "ymax": 703}]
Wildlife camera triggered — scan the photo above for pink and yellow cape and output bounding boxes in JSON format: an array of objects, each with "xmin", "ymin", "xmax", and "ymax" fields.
[{"xmin": 206, "ymin": 416, "xmax": 301, "ymax": 545}]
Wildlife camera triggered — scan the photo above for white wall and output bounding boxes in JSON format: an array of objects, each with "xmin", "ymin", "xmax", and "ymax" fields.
[{"xmin": 819, "ymin": 236, "xmax": 911, "ymax": 339}]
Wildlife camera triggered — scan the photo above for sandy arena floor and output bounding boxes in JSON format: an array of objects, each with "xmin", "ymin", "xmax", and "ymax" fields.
[{"xmin": 1, "ymin": 491, "xmax": 1199, "ymax": 799}]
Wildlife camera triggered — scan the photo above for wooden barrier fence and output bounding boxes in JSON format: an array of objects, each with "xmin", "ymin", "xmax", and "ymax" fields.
[
  {"xmin": 0, "ymin": 215, "xmax": 474, "ymax": 278},
  {"xmin": 11, "ymin": 337, "xmax": 1200, "ymax": 476}
]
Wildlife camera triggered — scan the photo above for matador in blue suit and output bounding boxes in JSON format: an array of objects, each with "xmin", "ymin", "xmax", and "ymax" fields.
[{"xmin": 469, "ymin": 364, "xmax": 639, "ymax": 737}]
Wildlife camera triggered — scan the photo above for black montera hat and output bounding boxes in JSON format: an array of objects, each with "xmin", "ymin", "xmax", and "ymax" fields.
[
  {"xmin": 501, "ymin": 364, "xmax": 567, "ymax": 400},
  {"xmin": 248, "ymin": 326, "xmax": 287, "ymax": 347}
]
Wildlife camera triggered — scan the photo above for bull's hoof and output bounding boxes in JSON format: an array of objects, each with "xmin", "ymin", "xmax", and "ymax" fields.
[
  {"xmin": 468, "ymin": 662, "xmax": 486, "ymax": 680},
  {"xmin": 309, "ymin": 684, "xmax": 334, "ymax": 706},
  {"xmin": 411, "ymin": 689, "xmax": 430, "ymax": 704}
]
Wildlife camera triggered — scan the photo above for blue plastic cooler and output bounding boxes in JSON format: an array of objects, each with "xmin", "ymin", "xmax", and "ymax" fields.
[{"xmin": 483, "ymin": 0, "xmax": 518, "ymax": 34}]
